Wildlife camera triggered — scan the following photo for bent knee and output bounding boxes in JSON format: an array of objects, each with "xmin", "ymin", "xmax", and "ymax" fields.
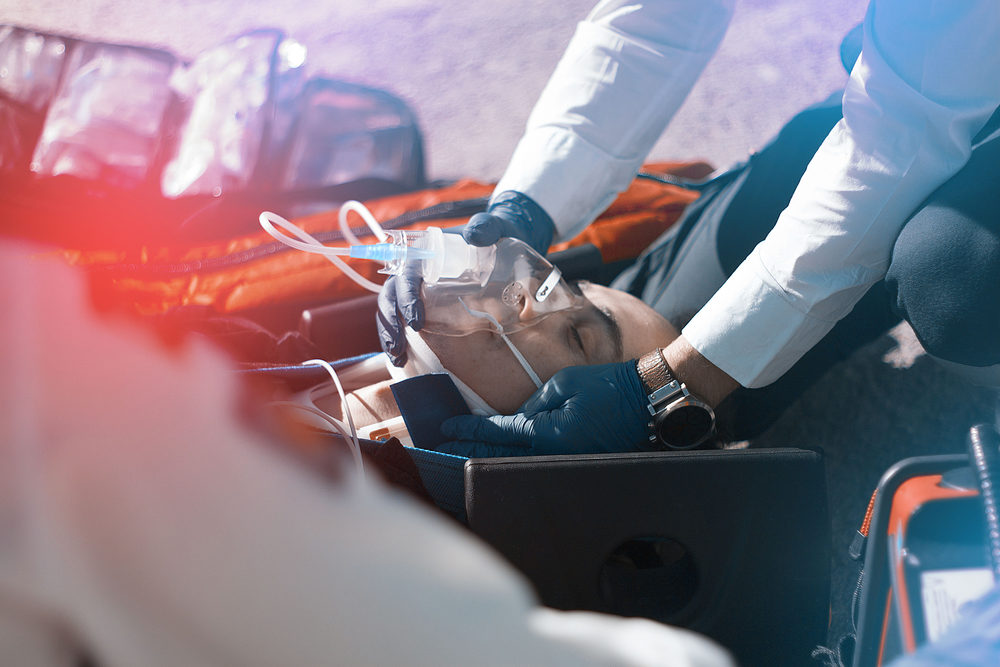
[{"xmin": 886, "ymin": 209, "xmax": 1000, "ymax": 366}]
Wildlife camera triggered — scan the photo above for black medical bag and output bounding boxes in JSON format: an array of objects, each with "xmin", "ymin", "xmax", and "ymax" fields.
[{"xmin": 464, "ymin": 447, "xmax": 830, "ymax": 667}]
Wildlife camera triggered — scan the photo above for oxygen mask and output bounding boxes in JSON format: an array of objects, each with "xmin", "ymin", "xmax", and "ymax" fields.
[{"xmin": 419, "ymin": 236, "xmax": 583, "ymax": 337}]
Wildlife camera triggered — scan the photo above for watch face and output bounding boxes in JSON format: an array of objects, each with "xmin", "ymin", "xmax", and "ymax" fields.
[{"xmin": 656, "ymin": 404, "xmax": 714, "ymax": 449}]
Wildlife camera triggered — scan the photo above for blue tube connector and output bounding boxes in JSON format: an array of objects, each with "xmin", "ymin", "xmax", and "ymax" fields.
[
  {"xmin": 349, "ymin": 243, "xmax": 437, "ymax": 264},
  {"xmin": 347, "ymin": 227, "xmax": 487, "ymax": 283}
]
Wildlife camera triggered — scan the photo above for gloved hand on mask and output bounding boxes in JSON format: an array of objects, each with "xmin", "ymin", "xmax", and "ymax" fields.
[
  {"xmin": 462, "ymin": 190, "xmax": 555, "ymax": 255},
  {"xmin": 377, "ymin": 263, "xmax": 424, "ymax": 366},
  {"xmin": 377, "ymin": 190, "xmax": 555, "ymax": 367},
  {"xmin": 437, "ymin": 361, "xmax": 650, "ymax": 457}
]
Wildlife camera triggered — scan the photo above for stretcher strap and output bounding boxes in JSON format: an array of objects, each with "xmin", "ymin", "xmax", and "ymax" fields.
[{"xmin": 406, "ymin": 447, "xmax": 468, "ymax": 522}]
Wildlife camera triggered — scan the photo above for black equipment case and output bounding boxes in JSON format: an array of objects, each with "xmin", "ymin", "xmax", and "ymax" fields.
[{"xmin": 464, "ymin": 447, "xmax": 830, "ymax": 667}]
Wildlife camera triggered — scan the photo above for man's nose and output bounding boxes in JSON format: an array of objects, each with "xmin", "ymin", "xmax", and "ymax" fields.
[{"xmin": 517, "ymin": 283, "xmax": 540, "ymax": 320}]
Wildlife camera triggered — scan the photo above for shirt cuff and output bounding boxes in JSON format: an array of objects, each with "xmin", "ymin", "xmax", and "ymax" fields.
[{"xmin": 681, "ymin": 252, "xmax": 841, "ymax": 388}]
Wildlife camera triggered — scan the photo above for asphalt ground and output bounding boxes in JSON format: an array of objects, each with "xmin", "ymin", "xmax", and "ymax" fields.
[
  {"xmin": 5, "ymin": 0, "xmax": 871, "ymax": 180},
  {"xmin": 5, "ymin": 0, "xmax": 998, "ymax": 657}
]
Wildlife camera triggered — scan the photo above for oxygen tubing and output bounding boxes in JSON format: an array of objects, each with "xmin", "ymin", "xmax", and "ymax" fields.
[
  {"xmin": 260, "ymin": 201, "xmax": 440, "ymax": 293},
  {"xmin": 259, "ymin": 207, "xmax": 385, "ymax": 294}
]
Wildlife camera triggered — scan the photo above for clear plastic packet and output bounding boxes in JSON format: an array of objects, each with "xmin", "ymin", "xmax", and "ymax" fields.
[
  {"xmin": 280, "ymin": 78, "xmax": 424, "ymax": 192},
  {"xmin": 161, "ymin": 30, "xmax": 305, "ymax": 198},
  {"xmin": 2, "ymin": 22, "xmax": 425, "ymax": 223},
  {"xmin": 0, "ymin": 26, "xmax": 70, "ymax": 171},
  {"xmin": 0, "ymin": 26, "xmax": 69, "ymax": 110},
  {"xmin": 29, "ymin": 41, "xmax": 176, "ymax": 187}
]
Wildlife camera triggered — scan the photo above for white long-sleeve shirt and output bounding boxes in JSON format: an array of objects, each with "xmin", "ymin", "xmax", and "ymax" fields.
[
  {"xmin": 0, "ymin": 245, "xmax": 732, "ymax": 666},
  {"xmin": 495, "ymin": 0, "xmax": 1000, "ymax": 387}
]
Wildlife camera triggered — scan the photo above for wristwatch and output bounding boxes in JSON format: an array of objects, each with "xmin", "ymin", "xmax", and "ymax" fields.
[{"xmin": 635, "ymin": 348, "xmax": 716, "ymax": 450}]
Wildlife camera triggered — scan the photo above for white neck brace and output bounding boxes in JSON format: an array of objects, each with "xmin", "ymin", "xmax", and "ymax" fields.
[{"xmin": 386, "ymin": 328, "xmax": 500, "ymax": 416}]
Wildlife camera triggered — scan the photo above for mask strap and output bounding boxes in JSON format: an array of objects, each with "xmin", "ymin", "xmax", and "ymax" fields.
[{"xmin": 458, "ymin": 298, "xmax": 543, "ymax": 389}]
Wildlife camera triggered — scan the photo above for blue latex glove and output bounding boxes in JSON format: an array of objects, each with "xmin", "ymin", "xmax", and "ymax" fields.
[
  {"xmin": 463, "ymin": 190, "xmax": 555, "ymax": 254},
  {"xmin": 377, "ymin": 190, "xmax": 554, "ymax": 365},
  {"xmin": 376, "ymin": 263, "xmax": 423, "ymax": 367},
  {"xmin": 438, "ymin": 361, "xmax": 650, "ymax": 456}
]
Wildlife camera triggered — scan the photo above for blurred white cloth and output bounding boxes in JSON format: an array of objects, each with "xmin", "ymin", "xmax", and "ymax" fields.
[
  {"xmin": 0, "ymin": 245, "xmax": 733, "ymax": 667},
  {"xmin": 495, "ymin": 0, "xmax": 1000, "ymax": 387}
]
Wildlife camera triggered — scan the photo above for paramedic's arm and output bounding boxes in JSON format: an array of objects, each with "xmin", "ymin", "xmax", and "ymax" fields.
[
  {"xmin": 0, "ymin": 247, "xmax": 733, "ymax": 667},
  {"xmin": 443, "ymin": 0, "xmax": 1000, "ymax": 455},
  {"xmin": 380, "ymin": 0, "xmax": 736, "ymax": 365},
  {"xmin": 493, "ymin": 0, "xmax": 735, "ymax": 243},
  {"xmin": 677, "ymin": 0, "xmax": 1000, "ymax": 390}
]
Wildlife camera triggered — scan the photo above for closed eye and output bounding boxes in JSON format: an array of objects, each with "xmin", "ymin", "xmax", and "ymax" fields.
[{"xmin": 569, "ymin": 324, "xmax": 586, "ymax": 357}]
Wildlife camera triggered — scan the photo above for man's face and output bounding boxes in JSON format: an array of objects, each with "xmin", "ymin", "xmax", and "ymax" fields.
[{"xmin": 422, "ymin": 282, "xmax": 678, "ymax": 414}]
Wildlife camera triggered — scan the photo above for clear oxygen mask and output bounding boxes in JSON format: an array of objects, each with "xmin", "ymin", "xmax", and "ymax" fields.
[{"xmin": 418, "ymin": 235, "xmax": 584, "ymax": 337}]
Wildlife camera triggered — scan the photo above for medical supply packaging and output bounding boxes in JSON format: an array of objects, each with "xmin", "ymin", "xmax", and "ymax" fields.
[{"xmin": 0, "ymin": 24, "xmax": 425, "ymax": 249}]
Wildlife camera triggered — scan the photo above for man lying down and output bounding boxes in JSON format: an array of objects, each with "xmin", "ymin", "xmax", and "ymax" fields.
[{"xmin": 297, "ymin": 236, "xmax": 677, "ymax": 457}]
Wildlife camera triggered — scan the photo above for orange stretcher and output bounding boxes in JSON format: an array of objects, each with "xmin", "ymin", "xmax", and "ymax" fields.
[{"xmin": 59, "ymin": 161, "xmax": 712, "ymax": 322}]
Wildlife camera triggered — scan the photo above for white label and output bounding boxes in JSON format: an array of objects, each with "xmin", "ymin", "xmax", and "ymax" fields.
[
  {"xmin": 919, "ymin": 567, "xmax": 994, "ymax": 642},
  {"xmin": 535, "ymin": 268, "xmax": 561, "ymax": 302}
]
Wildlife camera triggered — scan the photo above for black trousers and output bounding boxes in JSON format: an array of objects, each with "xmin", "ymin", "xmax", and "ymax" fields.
[{"xmin": 613, "ymin": 93, "xmax": 1000, "ymax": 439}]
